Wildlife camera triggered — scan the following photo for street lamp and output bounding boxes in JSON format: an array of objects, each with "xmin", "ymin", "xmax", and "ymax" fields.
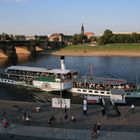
[
  {"xmin": 60, "ymin": 74, "xmax": 63, "ymax": 123},
  {"xmin": 60, "ymin": 56, "xmax": 65, "ymax": 123}
]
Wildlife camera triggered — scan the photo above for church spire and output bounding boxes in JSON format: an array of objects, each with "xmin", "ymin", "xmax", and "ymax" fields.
[{"xmin": 81, "ymin": 23, "xmax": 84, "ymax": 34}]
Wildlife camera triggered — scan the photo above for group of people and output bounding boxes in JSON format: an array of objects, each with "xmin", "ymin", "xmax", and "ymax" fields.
[
  {"xmin": 73, "ymin": 81, "xmax": 136, "ymax": 92},
  {"xmin": 47, "ymin": 114, "xmax": 76, "ymax": 126},
  {"xmin": 32, "ymin": 106, "xmax": 41, "ymax": 112}
]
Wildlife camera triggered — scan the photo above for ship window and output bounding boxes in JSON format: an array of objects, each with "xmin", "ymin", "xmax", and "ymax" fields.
[
  {"xmin": 107, "ymin": 92, "xmax": 110, "ymax": 94},
  {"xmin": 77, "ymin": 89, "xmax": 81, "ymax": 91},
  {"xmin": 95, "ymin": 91, "xmax": 98, "ymax": 93},
  {"xmin": 101, "ymin": 92, "xmax": 104, "ymax": 94},
  {"xmin": 83, "ymin": 90, "xmax": 87, "ymax": 92},
  {"xmin": 89, "ymin": 90, "xmax": 92, "ymax": 93}
]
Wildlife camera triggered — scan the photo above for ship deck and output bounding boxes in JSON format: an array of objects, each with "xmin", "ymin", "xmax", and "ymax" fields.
[{"xmin": 75, "ymin": 76, "xmax": 127, "ymax": 85}]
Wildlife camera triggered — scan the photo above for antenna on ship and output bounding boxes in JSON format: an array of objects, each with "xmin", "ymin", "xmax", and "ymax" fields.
[
  {"xmin": 89, "ymin": 63, "xmax": 93, "ymax": 79},
  {"xmin": 136, "ymin": 74, "xmax": 139, "ymax": 89},
  {"xmin": 60, "ymin": 56, "xmax": 65, "ymax": 71}
]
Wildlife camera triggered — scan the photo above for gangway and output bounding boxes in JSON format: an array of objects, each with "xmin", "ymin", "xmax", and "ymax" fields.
[{"xmin": 101, "ymin": 97, "xmax": 120, "ymax": 117}]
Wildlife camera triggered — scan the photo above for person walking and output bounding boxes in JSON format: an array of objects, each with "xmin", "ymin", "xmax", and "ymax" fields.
[
  {"xmin": 22, "ymin": 111, "xmax": 27, "ymax": 121},
  {"xmin": 25, "ymin": 114, "xmax": 31, "ymax": 125},
  {"xmin": 48, "ymin": 116, "xmax": 56, "ymax": 126},
  {"xmin": 1, "ymin": 118, "xmax": 10, "ymax": 129},
  {"xmin": 92, "ymin": 124, "xmax": 98, "ymax": 138},
  {"xmin": 71, "ymin": 115, "xmax": 76, "ymax": 122},
  {"xmin": 97, "ymin": 121, "xmax": 101, "ymax": 134},
  {"xmin": 2, "ymin": 112, "xmax": 7, "ymax": 119}
]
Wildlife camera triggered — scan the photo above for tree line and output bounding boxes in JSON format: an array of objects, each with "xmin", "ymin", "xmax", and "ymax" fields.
[
  {"xmin": 98, "ymin": 29, "xmax": 140, "ymax": 45},
  {"xmin": 0, "ymin": 33, "xmax": 48, "ymax": 41},
  {"xmin": 1, "ymin": 30, "xmax": 140, "ymax": 45}
]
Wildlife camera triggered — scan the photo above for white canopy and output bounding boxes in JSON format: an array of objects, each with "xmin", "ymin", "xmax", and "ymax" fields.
[{"xmin": 6, "ymin": 66, "xmax": 72, "ymax": 74}]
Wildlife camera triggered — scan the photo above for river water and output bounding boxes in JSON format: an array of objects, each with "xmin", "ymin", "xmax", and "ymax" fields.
[{"xmin": 0, "ymin": 53, "xmax": 140, "ymax": 101}]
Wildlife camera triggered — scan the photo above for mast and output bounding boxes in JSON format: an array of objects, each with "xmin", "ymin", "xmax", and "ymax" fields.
[{"xmin": 89, "ymin": 63, "xmax": 93, "ymax": 78}]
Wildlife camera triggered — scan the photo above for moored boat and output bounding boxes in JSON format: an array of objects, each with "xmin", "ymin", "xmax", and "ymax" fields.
[
  {"xmin": 69, "ymin": 75, "xmax": 140, "ymax": 105},
  {"xmin": 0, "ymin": 56, "xmax": 77, "ymax": 92},
  {"xmin": 125, "ymin": 89, "xmax": 140, "ymax": 105}
]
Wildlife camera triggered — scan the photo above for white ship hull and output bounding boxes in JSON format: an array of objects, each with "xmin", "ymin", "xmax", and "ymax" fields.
[
  {"xmin": 0, "ymin": 78, "xmax": 73, "ymax": 92},
  {"xmin": 69, "ymin": 87, "xmax": 111, "ymax": 96},
  {"xmin": 69, "ymin": 87, "xmax": 126, "ymax": 103},
  {"xmin": 0, "ymin": 78, "xmax": 25, "ymax": 85},
  {"xmin": 33, "ymin": 80, "xmax": 73, "ymax": 91}
]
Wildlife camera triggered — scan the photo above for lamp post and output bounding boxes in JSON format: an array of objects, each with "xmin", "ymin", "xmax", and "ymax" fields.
[
  {"xmin": 60, "ymin": 74, "xmax": 63, "ymax": 123},
  {"xmin": 60, "ymin": 56, "xmax": 65, "ymax": 123},
  {"xmin": 83, "ymin": 95, "xmax": 87, "ymax": 115}
]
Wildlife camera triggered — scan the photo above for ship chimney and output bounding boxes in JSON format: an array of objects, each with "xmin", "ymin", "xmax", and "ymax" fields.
[{"xmin": 60, "ymin": 56, "xmax": 65, "ymax": 71}]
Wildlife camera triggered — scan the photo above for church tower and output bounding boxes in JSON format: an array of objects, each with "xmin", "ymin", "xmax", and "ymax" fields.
[{"xmin": 81, "ymin": 24, "xmax": 84, "ymax": 34}]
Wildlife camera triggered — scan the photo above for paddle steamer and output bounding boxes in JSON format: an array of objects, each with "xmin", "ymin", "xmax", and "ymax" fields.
[{"xmin": 0, "ymin": 56, "xmax": 77, "ymax": 92}]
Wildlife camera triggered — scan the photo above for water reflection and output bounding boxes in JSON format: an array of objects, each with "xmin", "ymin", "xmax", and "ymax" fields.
[
  {"xmin": 0, "ymin": 58, "xmax": 8, "ymax": 66},
  {"xmin": 0, "ymin": 54, "xmax": 38, "ymax": 68}
]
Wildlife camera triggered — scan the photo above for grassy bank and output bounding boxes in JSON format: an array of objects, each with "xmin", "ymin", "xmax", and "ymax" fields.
[
  {"xmin": 59, "ymin": 43, "xmax": 140, "ymax": 53},
  {"xmin": 51, "ymin": 43, "xmax": 140, "ymax": 56}
]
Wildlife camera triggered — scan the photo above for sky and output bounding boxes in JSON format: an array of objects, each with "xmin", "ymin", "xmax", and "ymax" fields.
[{"xmin": 0, "ymin": 0, "xmax": 140, "ymax": 35}]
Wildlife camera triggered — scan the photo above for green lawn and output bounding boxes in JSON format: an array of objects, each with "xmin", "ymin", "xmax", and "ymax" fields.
[{"xmin": 60, "ymin": 43, "xmax": 140, "ymax": 52}]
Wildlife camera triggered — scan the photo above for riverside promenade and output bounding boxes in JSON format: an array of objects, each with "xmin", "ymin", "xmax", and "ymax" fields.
[{"xmin": 0, "ymin": 100, "xmax": 140, "ymax": 140}]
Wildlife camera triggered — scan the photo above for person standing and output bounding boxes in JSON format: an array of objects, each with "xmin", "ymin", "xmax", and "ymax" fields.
[
  {"xmin": 101, "ymin": 107, "xmax": 105, "ymax": 116},
  {"xmin": 131, "ymin": 104, "xmax": 135, "ymax": 112}
]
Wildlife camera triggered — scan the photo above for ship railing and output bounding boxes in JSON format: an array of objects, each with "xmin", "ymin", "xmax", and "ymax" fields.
[
  {"xmin": 73, "ymin": 82, "xmax": 111, "ymax": 91},
  {"xmin": 7, "ymin": 73, "xmax": 38, "ymax": 78}
]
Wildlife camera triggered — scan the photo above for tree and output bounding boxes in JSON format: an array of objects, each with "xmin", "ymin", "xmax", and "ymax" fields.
[
  {"xmin": 110, "ymin": 34, "xmax": 118, "ymax": 43},
  {"xmin": 15, "ymin": 35, "xmax": 26, "ymax": 41},
  {"xmin": 89, "ymin": 36, "xmax": 97, "ymax": 43},
  {"xmin": 103, "ymin": 29, "xmax": 113, "ymax": 37},
  {"xmin": 103, "ymin": 29, "xmax": 113, "ymax": 43},
  {"xmin": 0, "ymin": 33, "xmax": 12, "ymax": 41},
  {"xmin": 72, "ymin": 34, "xmax": 79, "ymax": 45},
  {"xmin": 97, "ymin": 29, "xmax": 113, "ymax": 45},
  {"xmin": 72, "ymin": 34, "xmax": 87, "ymax": 45},
  {"xmin": 97, "ymin": 36, "xmax": 107, "ymax": 45}
]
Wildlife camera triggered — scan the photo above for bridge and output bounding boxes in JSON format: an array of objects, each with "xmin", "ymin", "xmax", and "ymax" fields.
[{"xmin": 0, "ymin": 40, "xmax": 63, "ymax": 58}]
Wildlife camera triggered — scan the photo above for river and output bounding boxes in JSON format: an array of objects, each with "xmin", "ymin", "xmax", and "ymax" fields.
[{"xmin": 0, "ymin": 53, "xmax": 140, "ymax": 101}]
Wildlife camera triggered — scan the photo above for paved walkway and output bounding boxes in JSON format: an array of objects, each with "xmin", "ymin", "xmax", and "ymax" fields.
[
  {"xmin": 0, "ymin": 124, "xmax": 140, "ymax": 140},
  {"xmin": 0, "ymin": 100, "xmax": 140, "ymax": 139}
]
